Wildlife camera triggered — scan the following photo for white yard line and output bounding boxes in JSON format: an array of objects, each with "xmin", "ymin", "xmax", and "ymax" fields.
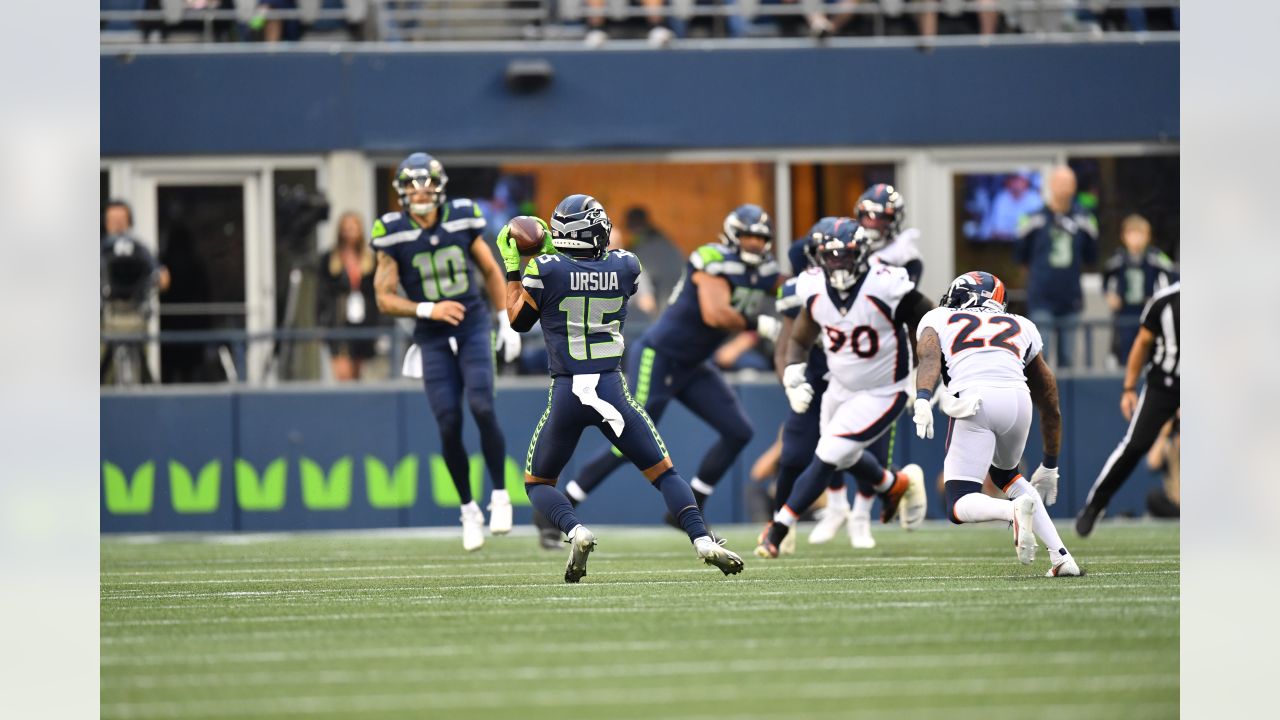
[{"xmin": 101, "ymin": 673, "xmax": 1178, "ymax": 719}]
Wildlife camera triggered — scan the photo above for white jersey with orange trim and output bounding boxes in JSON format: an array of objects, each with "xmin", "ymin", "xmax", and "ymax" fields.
[
  {"xmin": 795, "ymin": 263, "xmax": 915, "ymax": 395},
  {"xmin": 871, "ymin": 227, "xmax": 923, "ymax": 268},
  {"xmin": 916, "ymin": 307, "xmax": 1044, "ymax": 395}
]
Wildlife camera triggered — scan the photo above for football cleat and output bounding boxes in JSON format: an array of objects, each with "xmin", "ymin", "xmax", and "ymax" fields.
[
  {"xmin": 488, "ymin": 491, "xmax": 513, "ymax": 536},
  {"xmin": 1046, "ymin": 554, "xmax": 1084, "ymax": 577},
  {"xmin": 696, "ymin": 536, "xmax": 744, "ymax": 575},
  {"xmin": 1075, "ymin": 503, "xmax": 1104, "ymax": 538},
  {"xmin": 753, "ymin": 522, "xmax": 788, "ymax": 559},
  {"xmin": 564, "ymin": 525, "xmax": 597, "ymax": 583},
  {"xmin": 808, "ymin": 494, "xmax": 850, "ymax": 544},
  {"xmin": 879, "ymin": 470, "xmax": 912, "ymax": 524},
  {"xmin": 1012, "ymin": 495, "xmax": 1037, "ymax": 565},
  {"xmin": 897, "ymin": 464, "xmax": 927, "ymax": 530},
  {"xmin": 848, "ymin": 513, "xmax": 876, "ymax": 549},
  {"xmin": 460, "ymin": 504, "xmax": 486, "ymax": 552}
]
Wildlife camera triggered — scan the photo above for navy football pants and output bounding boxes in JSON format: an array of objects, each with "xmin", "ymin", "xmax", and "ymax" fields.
[
  {"xmin": 571, "ymin": 339, "xmax": 754, "ymax": 498},
  {"xmin": 417, "ymin": 325, "xmax": 506, "ymax": 505}
]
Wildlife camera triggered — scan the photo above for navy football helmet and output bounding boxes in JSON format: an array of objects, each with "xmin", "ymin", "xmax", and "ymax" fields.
[
  {"xmin": 853, "ymin": 183, "xmax": 905, "ymax": 250},
  {"xmin": 720, "ymin": 204, "xmax": 773, "ymax": 265},
  {"xmin": 941, "ymin": 271, "xmax": 1007, "ymax": 312},
  {"xmin": 550, "ymin": 194, "xmax": 612, "ymax": 260},
  {"xmin": 800, "ymin": 216, "xmax": 841, "ymax": 267},
  {"xmin": 815, "ymin": 218, "xmax": 872, "ymax": 292},
  {"xmin": 395, "ymin": 152, "xmax": 449, "ymax": 216}
]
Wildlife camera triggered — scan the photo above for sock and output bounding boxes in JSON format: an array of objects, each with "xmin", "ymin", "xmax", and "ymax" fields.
[
  {"xmin": 766, "ymin": 517, "xmax": 792, "ymax": 547},
  {"xmin": 952, "ymin": 493, "xmax": 1014, "ymax": 524},
  {"xmin": 848, "ymin": 451, "xmax": 884, "ymax": 496},
  {"xmin": 490, "ymin": 489, "xmax": 509, "ymax": 505},
  {"xmin": 772, "ymin": 504, "xmax": 799, "ymax": 528},
  {"xmin": 872, "ymin": 470, "xmax": 895, "ymax": 494},
  {"xmin": 525, "ymin": 484, "xmax": 580, "ymax": 536},
  {"xmin": 689, "ymin": 477, "xmax": 714, "ymax": 509},
  {"xmin": 851, "ymin": 490, "xmax": 873, "ymax": 518},
  {"xmin": 774, "ymin": 464, "xmax": 805, "ymax": 513},
  {"xmin": 825, "ymin": 486, "xmax": 850, "ymax": 511},
  {"xmin": 1006, "ymin": 478, "xmax": 1071, "ymax": 559},
  {"xmin": 654, "ymin": 471, "xmax": 708, "ymax": 543},
  {"xmin": 780, "ymin": 458, "xmax": 840, "ymax": 520}
]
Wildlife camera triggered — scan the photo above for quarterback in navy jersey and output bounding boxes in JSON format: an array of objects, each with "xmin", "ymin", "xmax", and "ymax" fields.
[
  {"xmin": 499, "ymin": 194, "xmax": 744, "ymax": 582},
  {"xmin": 371, "ymin": 152, "xmax": 521, "ymax": 552},
  {"xmin": 563, "ymin": 204, "xmax": 783, "ymax": 523}
]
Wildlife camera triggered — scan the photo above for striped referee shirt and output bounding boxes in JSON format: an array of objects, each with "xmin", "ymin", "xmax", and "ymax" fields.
[{"xmin": 1139, "ymin": 282, "xmax": 1180, "ymax": 387}]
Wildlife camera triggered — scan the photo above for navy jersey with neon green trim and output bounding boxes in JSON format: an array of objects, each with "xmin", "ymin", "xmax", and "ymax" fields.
[
  {"xmin": 522, "ymin": 250, "xmax": 642, "ymax": 377},
  {"xmin": 777, "ymin": 271, "xmax": 828, "ymax": 385},
  {"xmin": 645, "ymin": 243, "xmax": 780, "ymax": 364},
  {"xmin": 370, "ymin": 199, "xmax": 489, "ymax": 339}
]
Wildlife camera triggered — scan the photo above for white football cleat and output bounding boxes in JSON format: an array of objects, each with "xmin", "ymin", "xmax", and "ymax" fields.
[
  {"xmin": 1046, "ymin": 554, "xmax": 1083, "ymax": 577},
  {"xmin": 779, "ymin": 525, "xmax": 797, "ymax": 555},
  {"xmin": 564, "ymin": 525, "xmax": 597, "ymax": 583},
  {"xmin": 1012, "ymin": 495, "xmax": 1037, "ymax": 565},
  {"xmin": 848, "ymin": 512, "xmax": 876, "ymax": 549},
  {"xmin": 696, "ymin": 536, "xmax": 744, "ymax": 575},
  {"xmin": 460, "ymin": 504, "xmax": 486, "ymax": 552},
  {"xmin": 808, "ymin": 496, "xmax": 850, "ymax": 544},
  {"xmin": 897, "ymin": 464, "xmax": 927, "ymax": 530},
  {"xmin": 488, "ymin": 490, "xmax": 513, "ymax": 536}
]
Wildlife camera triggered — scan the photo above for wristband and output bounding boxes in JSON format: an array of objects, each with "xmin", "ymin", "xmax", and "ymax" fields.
[
  {"xmin": 1043, "ymin": 454, "xmax": 1058, "ymax": 470},
  {"xmin": 415, "ymin": 302, "xmax": 436, "ymax": 319},
  {"xmin": 506, "ymin": 270, "xmax": 521, "ymax": 282},
  {"xmin": 916, "ymin": 389, "xmax": 933, "ymax": 402},
  {"xmin": 1123, "ymin": 386, "xmax": 1137, "ymax": 393}
]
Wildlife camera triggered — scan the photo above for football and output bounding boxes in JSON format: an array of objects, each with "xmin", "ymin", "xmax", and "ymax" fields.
[{"xmin": 509, "ymin": 215, "xmax": 547, "ymax": 257}]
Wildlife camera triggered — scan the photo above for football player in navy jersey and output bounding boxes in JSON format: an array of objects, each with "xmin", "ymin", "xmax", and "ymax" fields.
[
  {"xmin": 371, "ymin": 152, "xmax": 522, "ymax": 552},
  {"xmin": 498, "ymin": 194, "xmax": 745, "ymax": 582},
  {"xmin": 560, "ymin": 204, "xmax": 783, "ymax": 527}
]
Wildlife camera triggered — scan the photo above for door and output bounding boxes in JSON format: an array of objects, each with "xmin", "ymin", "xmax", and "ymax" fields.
[{"xmin": 133, "ymin": 171, "xmax": 273, "ymax": 383}]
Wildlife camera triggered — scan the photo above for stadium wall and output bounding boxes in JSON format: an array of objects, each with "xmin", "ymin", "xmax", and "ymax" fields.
[
  {"xmin": 101, "ymin": 378, "xmax": 1161, "ymax": 532},
  {"xmin": 100, "ymin": 43, "xmax": 1178, "ymax": 155}
]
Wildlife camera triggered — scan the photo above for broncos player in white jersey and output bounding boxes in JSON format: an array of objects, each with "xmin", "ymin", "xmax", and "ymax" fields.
[
  {"xmin": 755, "ymin": 222, "xmax": 930, "ymax": 558},
  {"xmin": 912, "ymin": 271, "xmax": 1082, "ymax": 577},
  {"xmin": 855, "ymin": 183, "xmax": 924, "ymax": 285}
]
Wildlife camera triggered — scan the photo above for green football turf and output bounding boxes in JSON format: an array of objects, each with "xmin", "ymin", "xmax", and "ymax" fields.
[{"xmin": 101, "ymin": 521, "xmax": 1179, "ymax": 720}]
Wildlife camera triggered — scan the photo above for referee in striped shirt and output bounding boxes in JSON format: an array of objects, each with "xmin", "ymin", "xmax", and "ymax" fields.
[{"xmin": 1077, "ymin": 282, "xmax": 1180, "ymax": 536}]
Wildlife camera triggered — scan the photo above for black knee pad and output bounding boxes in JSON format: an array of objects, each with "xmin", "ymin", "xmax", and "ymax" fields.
[{"xmin": 945, "ymin": 481, "xmax": 981, "ymax": 524}]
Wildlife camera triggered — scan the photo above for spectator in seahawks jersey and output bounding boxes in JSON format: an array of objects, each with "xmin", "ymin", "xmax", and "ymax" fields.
[{"xmin": 1103, "ymin": 214, "xmax": 1177, "ymax": 365}]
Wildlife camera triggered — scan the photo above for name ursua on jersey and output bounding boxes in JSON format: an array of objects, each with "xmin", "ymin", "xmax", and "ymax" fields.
[{"xmin": 569, "ymin": 272, "xmax": 621, "ymax": 291}]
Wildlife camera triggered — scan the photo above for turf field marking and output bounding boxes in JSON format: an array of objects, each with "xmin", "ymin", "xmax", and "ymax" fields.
[
  {"xmin": 105, "ymin": 648, "xmax": 1175, "ymax": 689},
  {"xmin": 100, "ymin": 672, "xmax": 1178, "ymax": 718}
]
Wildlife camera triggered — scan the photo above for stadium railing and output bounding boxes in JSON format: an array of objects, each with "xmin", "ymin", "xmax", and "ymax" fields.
[
  {"xmin": 101, "ymin": 315, "xmax": 1140, "ymax": 386},
  {"xmin": 100, "ymin": 0, "xmax": 1180, "ymax": 44}
]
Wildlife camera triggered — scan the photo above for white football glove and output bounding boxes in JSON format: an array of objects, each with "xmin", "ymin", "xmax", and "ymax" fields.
[
  {"xmin": 782, "ymin": 363, "xmax": 814, "ymax": 414},
  {"xmin": 1029, "ymin": 464, "xmax": 1060, "ymax": 506},
  {"xmin": 755, "ymin": 315, "xmax": 781, "ymax": 343},
  {"xmin": 495, "ymin": 314, "xmax": 522, "ymax": 364},
  {"xmin": 912, "ymin": 398, "xmax": 934, "ymax": 439}
]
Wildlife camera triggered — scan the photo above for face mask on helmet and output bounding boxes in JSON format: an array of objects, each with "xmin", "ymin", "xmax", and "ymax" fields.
[
  {"xmin": 722, "ymin": 206, "xmax": 773, "ymax": 265},
  {"xmin": 398, "ymin": 170, "xmax": 447, "ymax": 217},
  {"xmin": 817, "ymin": 241, "xmax": 866, "ymax": 292}
]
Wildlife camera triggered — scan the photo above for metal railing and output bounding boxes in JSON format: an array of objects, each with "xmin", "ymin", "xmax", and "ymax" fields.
[
  {"xmin": 100, "ymin": 0, "xmax": 1178, "ymax": 44},
  {"xmin": 101, "ymin": 314, "xmax": 1139, "ymax": 387}
]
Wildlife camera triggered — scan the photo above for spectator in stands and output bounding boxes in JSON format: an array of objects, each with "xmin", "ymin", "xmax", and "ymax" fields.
[
  {"xmin": 254, "ymin": 0, "xmax": 353, "ymax": 42},
  {"xmin": 1103, "ymin": 214, "xmax": 1178, "ymax": 366},
  {"xmin": 1015, "ymin": 165, "xmax": 1098, "ymax": 368},
  {"xmin": 982, "ymin": 170, "xmax": 1043, "ymax": 241},
  {"xmin": 882, "ymin": 0, "xmax": 998, "ymax": 37},
  {"xmin": 101, "ymin": 200, "xmax": 169, "ymax": 384},
  {"xmin": 583, "ymin": 0, "xmax": 676, "ymax": 47},
  {"xmin": 316, "ymin": 211, "xmax": 382, "ymax": 381},
  {"xmin": 623, "ymin": 206, "xmax": 683, "ymax": 313}
]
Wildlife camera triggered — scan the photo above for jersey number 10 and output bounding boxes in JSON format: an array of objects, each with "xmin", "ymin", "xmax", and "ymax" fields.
[
  {"xmin": 559, "ymin": 296, "xmax": 625, "ymax": 361},
  {"xmin": 411, "ymin": 246, "xmax": 469, "ymax": 301}
]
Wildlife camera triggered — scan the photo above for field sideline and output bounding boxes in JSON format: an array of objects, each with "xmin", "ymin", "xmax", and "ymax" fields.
[{"xmin": 101, "ymin": 521, "xmax": 1179, "ymax": 720}]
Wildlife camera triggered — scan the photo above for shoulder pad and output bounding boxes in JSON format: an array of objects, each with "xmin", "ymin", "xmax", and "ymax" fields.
[
  {"xmin": 440, "ymin": 199, "xmax": 485, "ymax": 234},
  {"xmin": 370, "ymin": 213, "xmax": 419, "ymax": 248},
  {"xmin": 757, "ymin": 259, "xmax": 781, "ymax": 277},
  {"xmin": 1075, "ymin": 212, "xmax": 1099, "ymax": 237},
  {"xmin": 451, "ymin": 198, "xmax": 473, "ymax": 208},
  {"xmin": 691, "ymin": 244, "xmax": 727, "ymax": 273},
  {"xmin": 1150, "ymin": 251, "xmax": 1176, "ymax": 271}
]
